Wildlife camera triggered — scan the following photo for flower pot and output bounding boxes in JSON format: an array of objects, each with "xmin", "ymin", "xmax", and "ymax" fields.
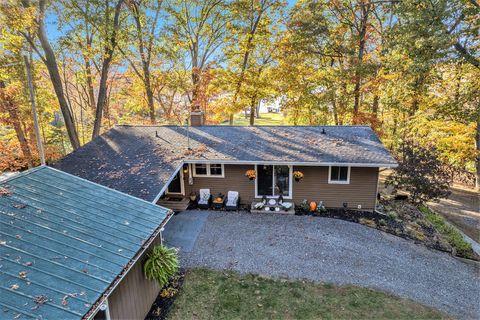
[
  {"xmin": 295, "ymin": 178, "xmax": 302, "ymax": 182},
  {"xmin": 249, "ymin": 177, "xmax": 255, "ymax": 180}
]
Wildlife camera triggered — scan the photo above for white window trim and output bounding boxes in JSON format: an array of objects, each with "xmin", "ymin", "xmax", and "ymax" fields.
[
  {"xmin": 167, "ymin": 169, "xmax": 185, "ymax": 195},
  {"xmin": 192, "ymin": 163, "xmax": 225, "ymax": 178},
  {"xmin": 328, "ymin": 166, "xmax": 351, "ymax": 184},
  {"xmin": 254, "ymin": 164, "xmax": 293, "ymax": 199}
]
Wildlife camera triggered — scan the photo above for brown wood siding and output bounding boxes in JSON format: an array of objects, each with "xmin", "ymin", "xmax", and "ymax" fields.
[
  {"xmin": 292, "ymin": 166, "xmax": 378, "ymax": 210},
  {"xmin": 184, "ymin": 164, "xmax": 256, "ymax": 204},
  {"xmin": 183, "ymin": 164, "xmax": 378, "ymax": 210},
  {"xmin": 107, "ymin": 235, "xmax": 161, "ymax": 320}
]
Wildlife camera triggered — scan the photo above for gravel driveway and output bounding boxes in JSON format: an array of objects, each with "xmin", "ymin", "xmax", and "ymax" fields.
[{"xmin": 164, "ymin": 210, "xmax": 480, "ymax": 319}]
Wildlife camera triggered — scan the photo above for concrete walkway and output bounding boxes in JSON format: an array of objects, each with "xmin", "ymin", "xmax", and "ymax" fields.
[{"xmin": 164, "ymin": 210, "xmax": 480, "ymax": 319}]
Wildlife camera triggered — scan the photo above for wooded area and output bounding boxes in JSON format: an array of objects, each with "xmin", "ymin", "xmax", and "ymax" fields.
[{"xmin": 0, "ymin": 0, "xmax": 478, "ymax": 189}]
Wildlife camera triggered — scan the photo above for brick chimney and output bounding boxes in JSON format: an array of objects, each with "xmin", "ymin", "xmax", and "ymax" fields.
[{"xmin": 190, "ymin": 111, "xmax": 204, "ymax": 126}]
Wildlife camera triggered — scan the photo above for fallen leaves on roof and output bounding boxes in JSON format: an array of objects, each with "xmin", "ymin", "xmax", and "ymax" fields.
[
  {"xmin": 34, "ymin": 295, "xmax": 48, "ymax": 305},
  {"xmin": 0, "ymin": 187, "xmax": 12, "ymax": 196},
  {"xmin": 61, "ymin": 293, "xmax": 77, "ymax": 306}
]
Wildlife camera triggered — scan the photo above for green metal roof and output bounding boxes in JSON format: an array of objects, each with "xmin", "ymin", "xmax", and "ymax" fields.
[{"xmin": 0, "ymin": 166, "xmax": 171, "ymax": 319}]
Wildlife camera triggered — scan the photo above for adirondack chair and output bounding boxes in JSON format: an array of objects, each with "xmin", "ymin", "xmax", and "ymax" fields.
[
  {"xmin": 197, "ymin": 189, "xmax": 212, "ymax": 209},
  {"xmin": 225, "ymin": 191, "xmax": 240, "ymax": 211}
]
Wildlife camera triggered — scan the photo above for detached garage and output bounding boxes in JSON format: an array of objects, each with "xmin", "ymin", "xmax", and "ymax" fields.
[{"xmin": 0, "ymin": 166, "xmax": 172, "ymax": 319}]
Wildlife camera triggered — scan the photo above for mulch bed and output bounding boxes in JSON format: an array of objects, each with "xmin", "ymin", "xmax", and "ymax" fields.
[
  {"xmin": 144, "ymin": 269, "xmax": 186, "ymax": 320},
  {"xmin": 295, "ymin": 200, "xmax": 456, "ymax": 256}
]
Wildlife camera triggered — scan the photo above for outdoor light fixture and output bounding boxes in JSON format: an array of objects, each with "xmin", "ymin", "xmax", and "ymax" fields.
[
  {"xmin": 183, "ymin": 164, "xmax": 188, "ymax": 174},
  {"xmin": 343, "ymin": 202, "xmax": 348, "ymax": 208}
]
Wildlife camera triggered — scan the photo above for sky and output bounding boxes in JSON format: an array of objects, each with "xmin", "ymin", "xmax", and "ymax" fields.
[{"xmin": 45, "ymin": 1, "xmax": 298, "ymax": 42}]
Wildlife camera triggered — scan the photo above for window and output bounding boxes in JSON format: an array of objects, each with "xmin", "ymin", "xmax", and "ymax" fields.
[
  {"xmin": 193, "ymin": 163, "xmax": 224, "ymax": 177},
  {"xmin": 210, "ymin": 164, "xmax": 223, "ymax": 176},
  {"xmin": 194, "ymin": 164, "xmax": 207, "ymax": 175},
  {"xmin": 328, "ymin": 166, "xmax": 350, "ymax": 184},
  {"xmin": 255, "ymin": 165, "xmax": 292, "ymax": 198}
]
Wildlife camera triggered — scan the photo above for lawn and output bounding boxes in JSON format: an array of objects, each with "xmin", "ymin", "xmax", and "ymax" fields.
[
  {"xmin": 167, "ymin": 269, "xmax": 447, "ymax": 320},
  {"xmin": 419, "ymin": 205, "xmax": 476, "ymax": 259},
  {"xmin": 221, "ymin": 112, "xmax": 287, "ymax": 125}
]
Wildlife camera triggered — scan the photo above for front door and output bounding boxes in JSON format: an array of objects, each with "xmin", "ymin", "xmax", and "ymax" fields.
[{"xmin": 167, "ymin": 171, "xmax": 184, "ymax": 195}]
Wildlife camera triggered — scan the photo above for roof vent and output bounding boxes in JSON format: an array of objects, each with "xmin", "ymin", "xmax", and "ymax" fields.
[
  {"xmin": 321, "ymin": 128, "xmax": 326, "ymax": 134},
  {"xmin": 155, "ymin": 130, "xmax": 160, "ymax": 138}
]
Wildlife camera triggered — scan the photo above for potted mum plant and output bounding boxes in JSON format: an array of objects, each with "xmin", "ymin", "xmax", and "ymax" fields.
[
  {"xmin": 293, "ymin": 171, "xmax": 304, "ymax": 182},
  {"xmin": 245, "ymin": 169, "xmax": 256, "ymax": 180}
]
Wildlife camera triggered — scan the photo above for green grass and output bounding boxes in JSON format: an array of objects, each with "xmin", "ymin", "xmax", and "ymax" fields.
[
  {"xmin": 167, "ymin": 269, "xmax": 447, "ymax": 320},
  {"xmin": 221, "ymin": 112, "xmax": 287, "ymax": 126},
  {"xmin": 419, "ymin": 205, "xmax": 476, "ymax": 259}
]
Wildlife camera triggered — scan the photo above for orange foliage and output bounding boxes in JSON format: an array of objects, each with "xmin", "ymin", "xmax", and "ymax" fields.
[{"xmin": 353, "ymin": 111, "xmax": 384, "ymax": 137}]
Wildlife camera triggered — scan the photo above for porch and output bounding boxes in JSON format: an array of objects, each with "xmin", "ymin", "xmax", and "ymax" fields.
[{"xmin": 157, "ymin": 163, "xmax": 378, "ymax": 212}]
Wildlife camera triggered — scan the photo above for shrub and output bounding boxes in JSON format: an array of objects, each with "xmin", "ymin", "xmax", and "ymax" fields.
[
  {"xmin": 359, "ymin": 218, "xmax": 377, "ymax": 228},
  {"xmin": 419, "ymin": 206, "xmax": 475, "ymax": 259},
  {"xmin": 144, "ymin": 245, "xmax": 179, "ymax": 287},
  {"xmin": 385, "ymin": 139, "xmax": 452, "ymax": 204},
  {"xmin": 300, "ymin": 199, "xmax": 309, "ymax": 212}
]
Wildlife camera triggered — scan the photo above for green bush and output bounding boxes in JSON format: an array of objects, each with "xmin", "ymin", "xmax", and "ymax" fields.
[
  {"xmin": 144, "ymin": 245, "xmax": 179, "ymax": 287},
  {"xmin": 419, "ymin": 206, "xmax": 474, "ymax": 259}
]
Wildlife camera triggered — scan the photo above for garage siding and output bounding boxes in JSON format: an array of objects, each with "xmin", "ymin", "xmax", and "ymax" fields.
[
  {"xmin": 107, "ymin": 235, "xmax": 161, "ymax": 319},
  {"xmin": 183, "ymin": 164, "xmax": 379, "ymax": 210}
]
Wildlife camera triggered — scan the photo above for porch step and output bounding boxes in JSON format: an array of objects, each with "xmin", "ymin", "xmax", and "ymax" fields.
[{"xmin": 157, "ymin": 197, "xmax": 190, "ymax": 212}]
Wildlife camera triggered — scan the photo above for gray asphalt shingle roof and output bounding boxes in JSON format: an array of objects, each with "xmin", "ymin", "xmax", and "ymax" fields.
[
  {"xmin": 54, "ymin": 125, "xmax": 397, "ymax": 202},
  {"xmin": 0, "ymin": 166, "xmax": 170, "ymax": 319}
]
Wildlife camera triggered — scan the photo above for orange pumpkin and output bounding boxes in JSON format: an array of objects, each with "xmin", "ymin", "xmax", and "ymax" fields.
[{"xmin": 309, "ymin": 201, "xmax": 317, "ymax": 212}]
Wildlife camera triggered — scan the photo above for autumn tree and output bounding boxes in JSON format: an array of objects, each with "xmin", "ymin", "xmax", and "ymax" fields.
[
  {"xmin": 0, "ymin": 79, "xmax": 34, "ymax": 168},
  {"xmin": 386, "ymin": 139, "xmax": 452, "ymax": 204},
  {"xmin": 167, "ymin": 0, "xmax": 229, "ymax": 112},
  {"xmin": 6, "ymin": 0, "xmax": 82, "ymax": 149},
  {"xmin": 225, "ymin": 0, "xmax": 284, "ymax": 124},
  {"xmin": 89, "ymin": 0, "xmax": 124, "ymax": 138},
  {"xmin": 287, "ymin": 0, "xmax": 386, "ymax": 124},
  {"xmin": 392, "ymin": 0, "xmax": 479, "ymax": 189},
  {"xmin": 121, "ymin": 0, "xmax": 164, "ymax": 123}
]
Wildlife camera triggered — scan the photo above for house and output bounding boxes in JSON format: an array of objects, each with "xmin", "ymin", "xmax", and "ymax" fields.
[
  {"xmin": 55, "ymin": 112, "xmax": 397, "ymax": 212},
  {"xmin": 0, "ymin": 166, "xmax": 172, "ymax": 320}
]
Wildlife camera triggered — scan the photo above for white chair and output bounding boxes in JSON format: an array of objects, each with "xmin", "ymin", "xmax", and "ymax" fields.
[
  {"xmin": 225, "ymin": 191, "xmax": 240, "ymax": 210},
  {"xmin": 197, "ymin": 189, "xmax": 212, "ymax": 209}
]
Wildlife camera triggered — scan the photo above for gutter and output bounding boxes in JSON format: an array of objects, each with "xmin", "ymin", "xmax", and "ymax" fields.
[
  {"xmin": 182, "ymin": 159, "xmax": 398, "ymax": 168},
  {"xmin": 84, "ymin": 208, "xmax": 174, "ymax": 320}
]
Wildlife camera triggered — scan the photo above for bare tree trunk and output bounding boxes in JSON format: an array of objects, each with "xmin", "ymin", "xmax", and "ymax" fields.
[
  {"xmin": 146, "ymin": 81, "xmax": 155, "ymax": 123},
  {"xmin": 332, "ymin": 95, "xmax": 339, "ymax": 125},
  {"xmin": 92, "ymin": 0, "xmax": 122, "ymax": 138},
  {"xmin": 408, "ymin": 76, "xmax": 424, "ymax": 117},
  {"xmin": 476, "ymin": 115, "xmax": 480, "ymax": 191},
  {"xmin": 84, "ymin": 56, "xmax": 96, "ymax": 110},
  {"xmin": 24, "ymin": 0, "xmax": 80, "ymax": 149},
  {"xmin": 229, "ymin": 3, "xmax": 266, "ymax": 125},
  {"xmin": 372, "ymin": 94, "xmax": 379, "ymax": 117},
  {"xmin": 191, "ymin": 42, "xmax": 201, "ymax": 111},
  {"xmin": 0, "ymin": 80, "xmax": 34, "ymax": 167},
  {"xmin": 352, "ymin": 2, "xmax": 370, "ymax": 124},
  {"xmin": 249, "ymin": 96, "xmax": 257, "ymax": 126}
]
